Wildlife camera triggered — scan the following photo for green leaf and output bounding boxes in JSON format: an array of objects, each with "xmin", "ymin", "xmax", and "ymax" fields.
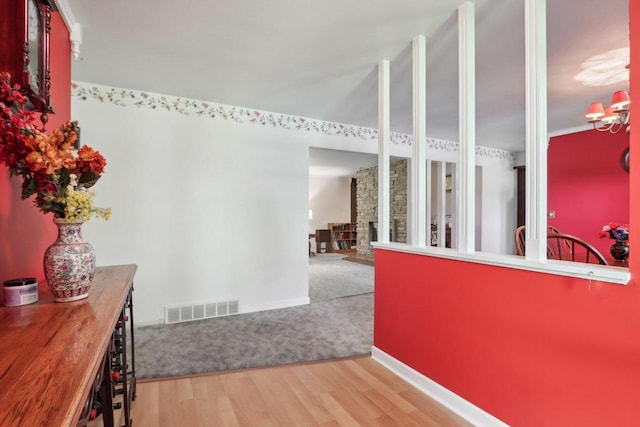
[
  {"xmin": 58, "ymin": 168, "xmax": 71, "ymax": 189},
  {"xmin": 21, "ymin": 179, "xmax": 36, "ymax": 199},
  {"xmin": 78, "ymin": 171, "xmax": 101, "ymax": 189},
  {"xmin": 37, "ymin": 201, "xmax": 64, "ymax": 217}
]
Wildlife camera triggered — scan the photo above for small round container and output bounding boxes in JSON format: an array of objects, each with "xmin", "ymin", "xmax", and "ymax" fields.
[{"xmin": 3, "ymin": 277, "xmax": 39, "ymax": 306}]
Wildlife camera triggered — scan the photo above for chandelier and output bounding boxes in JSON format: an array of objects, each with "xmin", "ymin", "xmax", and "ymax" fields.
[{"xmin": 585, "ymin": 89, "xmax": 630, "ymax": 133}]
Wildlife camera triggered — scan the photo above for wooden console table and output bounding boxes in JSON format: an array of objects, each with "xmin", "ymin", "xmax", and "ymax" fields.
[{"xmin": 0, "ymin": 264, "xmax": 137, "ymax": 426}]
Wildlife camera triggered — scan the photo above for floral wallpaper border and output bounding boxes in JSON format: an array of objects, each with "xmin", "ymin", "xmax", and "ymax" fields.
[{"xmin": 71, "ymin": 82, "xmax": 515, "ymax": 160}]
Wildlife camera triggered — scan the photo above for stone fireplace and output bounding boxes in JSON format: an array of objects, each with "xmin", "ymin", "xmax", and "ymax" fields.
[{"xmin": 356, "ymin": 159, "xmax": 408, "ymax": 259}]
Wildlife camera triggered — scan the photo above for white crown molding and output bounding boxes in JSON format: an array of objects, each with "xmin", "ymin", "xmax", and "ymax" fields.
[
  {"xmin": 548, "ymin": 124, "xmax": 593, "ymax": 138},
  {"xmin": 52, "ymin": 0, "xmax": 76, "ymax": 31},
  {"xmin": 52, "ymin": 0, "xmax": 82, "ymax": 60},
  {"xmin": 69, "ymin": 23, "xmax": 83, "ymax": 61}
]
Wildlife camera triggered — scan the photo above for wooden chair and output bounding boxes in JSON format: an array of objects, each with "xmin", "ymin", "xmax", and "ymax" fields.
[
  {"xmin": 546, "ymin": 233, "xmax": 608, "ymax": 265},
  {"xmin": 515, "ymin": 225, "xmax": 563, "ymax": 256},
  {"xmin": 515, "ymin": 225, "xmax": 526, "ymax": 256}
]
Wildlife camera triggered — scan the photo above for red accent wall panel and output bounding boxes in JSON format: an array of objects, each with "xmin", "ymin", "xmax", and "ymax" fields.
[
  {"xmin": 548, "ymin": 130, "xmax": 629, "ymax": 258},
  {"xmin": 0, "ymin": 12, "xmax": 70, "ymax": 282},
  {"xmin": 374, "ymin": 250, "xmax": 640, "ymax": 426},
  {"xmin": 630, "ymin": 0, "xmax": 639, "ymax": 271},
  {"xmin": 48, "ymin": 12, "xmax": 71, "ymax": 130}
]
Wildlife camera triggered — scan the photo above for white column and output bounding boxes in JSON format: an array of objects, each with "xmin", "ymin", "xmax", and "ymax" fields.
[
  {"xmin": 426, "ymin": 160, "xmax": 432, "ymax": 245},
  {"xmin": 410, "ymin": 35, "xmax": 427, "ymax": 247},
  {"xmin": 457, "ymin": 1, "xmax": 476, "ymax": 254},
  {"xmin": 524, "ymin": 0, "xmax": 548, "ymax": 262},
  {"xmin": 378, "ymin": 60, "xmax": 391, "ymax": 244},
  {"xmin": 436, "ymin": 162, "xmax": 447, "ymax": 247}
]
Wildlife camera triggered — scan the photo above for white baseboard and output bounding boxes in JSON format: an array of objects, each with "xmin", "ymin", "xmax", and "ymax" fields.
[
  {"xmin": 240, "ymin": 297, "xmax": 310, "ymax": 314},
  {"xmin": 133, "ymin": 318, "xmax": 164, "ymax": 328},
  {"xmin": 371, "ymin": 347, "xmax": 509, "ymax": 427},
  {"xmin": 136, "ymin": 297, "xmax": 311, "ymax": 327}
]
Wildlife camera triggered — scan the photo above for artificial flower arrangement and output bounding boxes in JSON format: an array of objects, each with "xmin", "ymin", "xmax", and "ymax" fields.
[
  {"xmin": 599, "ymin": 222, "xmax": 629, "ymax": 242},
  {"xmin": 0, "ymin": 72, "xmax": 111, "ymax": 222}
]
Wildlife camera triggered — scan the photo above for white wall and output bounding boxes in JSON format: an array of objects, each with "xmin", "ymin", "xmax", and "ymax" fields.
[
  {"xmin": 308, "ymin": 175, "xmax": 352, "ymax": 252},
  {"xmin": 309, "ymin": 175, "xmax": 352, "ymax": 233},
  {"xmin": 420, "ymin": 143, "xmax": 517, "ymax": 254},
  {"xmin": 476, "ymin": 155, "xmax": 517, "ymax": 254},
  {"xmin": 73, "ymin": 86, "xmax": 310, "ymax": 324}
]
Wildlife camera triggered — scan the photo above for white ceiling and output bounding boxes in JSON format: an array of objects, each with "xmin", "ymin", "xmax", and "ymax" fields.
[
  {"xmin": 68, "ymin": 0, "xmax": 629, "ymax": 161},
  {"xmin": 309, "ymin": 148, "xmax": 377, "ymax": 177}
]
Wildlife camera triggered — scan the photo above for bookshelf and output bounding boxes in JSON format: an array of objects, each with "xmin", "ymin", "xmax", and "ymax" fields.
[{"xmin": 328, "ymin": 222, "xmax": 357, "ymax": 253}]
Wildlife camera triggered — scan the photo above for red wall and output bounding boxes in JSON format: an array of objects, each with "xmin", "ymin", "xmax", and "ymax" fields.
[
  {"xmin": 375, "ymin": 251, "xmax": 640, "ymax": 426},
  {"xmin": 374, "ymin": 2, "xmax": 639, "ymax": 426},
  {"xmin": 0, "ymin": 12, "xmax": 71, "ymax": 282},
  {"xmin": 548, "ymin": 130, "xmax": 629, "ymax": 258},
  {"xmin": 630, "ymin": 0, "xmax": 639, "ymax": 270}
]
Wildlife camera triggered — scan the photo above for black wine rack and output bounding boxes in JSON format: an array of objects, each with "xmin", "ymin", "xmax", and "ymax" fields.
[{"xmin": 77, "ymin": 286, "xmax": 136, "ymax": 427}]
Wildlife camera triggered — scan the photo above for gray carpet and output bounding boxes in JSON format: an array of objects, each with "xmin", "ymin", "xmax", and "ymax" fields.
[
  {"xmin": 135, "ymin": 253, "xmax": 374, "ymax": 379},
  {"xmin": 309, "ymin": 253, "xmax": 374, "ymax": 302}
]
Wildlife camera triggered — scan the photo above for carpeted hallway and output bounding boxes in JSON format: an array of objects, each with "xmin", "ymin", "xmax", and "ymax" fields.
[{"xmin": 135, "ymin": 253, "xmax": 374, "ymax": 379}]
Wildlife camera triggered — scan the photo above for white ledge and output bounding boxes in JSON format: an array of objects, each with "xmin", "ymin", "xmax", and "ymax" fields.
[{"xmin": 372, "ymin": 242, "xmax": 630, "ymax": 285}]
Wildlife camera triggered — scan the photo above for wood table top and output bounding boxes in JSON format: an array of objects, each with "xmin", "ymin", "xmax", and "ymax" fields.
[{"xmin": 0, "ymin": 264, "xmax": 137, "ymax": 427}]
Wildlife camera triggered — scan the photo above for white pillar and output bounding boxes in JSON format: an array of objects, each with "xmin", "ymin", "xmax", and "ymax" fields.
[
  {"xmin": 378, "ymin": 60, "xmax": 390, "ymax": 244},
  {"xmin": 426, "ymin": 160, "xmax": 432, "ymax": 245},
  {"xmin": 410, "ymin": 35, "xmax": 427, "ymax": 247},
  {"xmin": 524, "ymin": 0, "xmax": 548, "ymax": 262},
  {"xmin": 457, "ymin": 1, "xmax": 476, "ymax": 254},
  {"xmin": 436, "ymin": 162, "xmax": 447, "ymax": 248}
]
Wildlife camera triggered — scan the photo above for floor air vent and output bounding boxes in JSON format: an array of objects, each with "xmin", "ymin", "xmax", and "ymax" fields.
[{"xmin": 165, "ymin": 299, "xmax": 239, "ymax": 324}]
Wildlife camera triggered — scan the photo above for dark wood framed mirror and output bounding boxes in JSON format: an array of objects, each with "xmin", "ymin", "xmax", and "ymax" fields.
[{"xmin": 0, "ymin": 0, "xmax": 57, "ymax": 129}]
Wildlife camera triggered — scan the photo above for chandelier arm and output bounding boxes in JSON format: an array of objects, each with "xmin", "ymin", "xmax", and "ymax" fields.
[
  {"xmin": 594, "ymin": 122, "xmax": 614, "ymax": 132},
  {"xmin": 609, "ymin": 122, "xmax": 625, "ymax": 133},
  {"xmin": 619, "ymin": 110, "xmax": 630, "ymax": 125}
]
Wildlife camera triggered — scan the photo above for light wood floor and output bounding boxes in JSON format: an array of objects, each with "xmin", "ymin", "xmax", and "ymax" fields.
[{"xmin": 131, "ymin": 356, "xmax": 471, "ymax": 426}]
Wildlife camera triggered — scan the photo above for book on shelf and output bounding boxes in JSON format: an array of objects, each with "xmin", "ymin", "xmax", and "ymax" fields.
[{"xmin": 328, "ymin": 222, "xmax": 357, "ymax": 252}]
